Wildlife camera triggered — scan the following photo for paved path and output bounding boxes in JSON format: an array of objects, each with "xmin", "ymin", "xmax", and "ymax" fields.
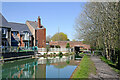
[{"xmin": 90, "ymin": 56, "xmax": 120, "ymax": 79}]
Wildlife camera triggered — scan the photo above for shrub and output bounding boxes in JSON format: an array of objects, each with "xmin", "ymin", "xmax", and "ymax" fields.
[
  {"xmin": 69, "ymin": 52, "xmax": 75, "ymax": 55},
  {"xmin": 59, "ymin": 51, "xmax": 63, "ymax": 56},
  {"xmin": 1, "ymin": 56, "xmax": 3, "ymax": 60},
  {"xmin": 66, "ymin": 43, "xmax": 70, "ymax": 48},
  {"xmin": 59, "ymin": 55, "xmax": 63, "ymax": 58},
  {"xmin": 80, "ymin": 52, "xmax": 84, "ymax": 55},
  {"xmin": 65, "ymin": 53, "xmax": 69, "ymax": 55},
  {"xmin": 54, "ymin": 53, "xmax": 56, "ymax": 55},
  {"xmin": 66, "ymin": 60, "xmax": 70, "ymax": 64},
  {"xmin": 44, "ymin": 53, "xmax": 46, "ymax": 55},
  {"xmin": 50, "ymin": 53, "xmax": 52, "ymax": 55},
  {"xmin": 46, "ymin": 46, "xmax": 50, "ymax": 53},
  {"xmin": 56, "ymin": 45, "xmax": 61, "ymax": 48}
]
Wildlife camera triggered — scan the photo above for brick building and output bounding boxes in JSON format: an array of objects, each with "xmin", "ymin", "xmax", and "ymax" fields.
[
  {"xmin": 49, "ymin": 41, "xmax": 90, "ymax": 50},
  {"xmin": 26, "ymin": 16, "xmax": 46, "ymax": 48},
  {"xmin": 0, "ymin": 13, "xmax": 46, "ymax": 48}
]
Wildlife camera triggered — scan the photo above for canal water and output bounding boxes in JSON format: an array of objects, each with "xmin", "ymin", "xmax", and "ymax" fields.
[{"xmin": 1, "ymin": 55, "xmax": 81, "ymax": 79}]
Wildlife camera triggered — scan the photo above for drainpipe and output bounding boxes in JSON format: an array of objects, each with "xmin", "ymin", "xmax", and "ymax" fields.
[{"xmin": 28, "ymin": 36, "xmax": 29, "ymax": 49}]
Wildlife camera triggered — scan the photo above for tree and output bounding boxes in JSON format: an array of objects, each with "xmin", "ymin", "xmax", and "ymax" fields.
[
  {"xmin": 46, "ymin": 35, "xmax": 51, "ymax": 43},
  {"xmin": 51, "ymin": 32, "xmax": 68, "ymax": 41},
  {"xmin": 67, "ymin": 39, "xmax": 70, "ymax": 41},
  {"xmin": 66, "ymin": 43, "xmax": 70, "ymax": 48},
  {"xmin": 56, "ymin": 45, "xmax": 61, "ymax": 48},
  {"xmin": 72, "ymin": 39, "xmax": 76, "ymax": 41},
  {"xmin": 74, "ymin": 2, "xmax": 120, "ymax": 67}
]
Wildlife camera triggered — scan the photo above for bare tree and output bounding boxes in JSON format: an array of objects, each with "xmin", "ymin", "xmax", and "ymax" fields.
[{"xmin": 74, "ymin": 2, "xmax": 120, "ymax": 67}]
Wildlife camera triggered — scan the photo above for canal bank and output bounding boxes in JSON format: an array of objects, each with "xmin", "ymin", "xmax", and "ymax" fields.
[
  {"xmin": 70, "ymin": 55, "xmax": 96, "ymax": 78},
  {"xmin": 0, "ymin": 51, "xmax": 37, "ymax": 62}
]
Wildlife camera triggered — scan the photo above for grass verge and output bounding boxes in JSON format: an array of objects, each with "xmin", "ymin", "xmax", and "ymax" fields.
[{"xmin": 71, "ymin": 55, "xmax": 96, "ymax": 78}]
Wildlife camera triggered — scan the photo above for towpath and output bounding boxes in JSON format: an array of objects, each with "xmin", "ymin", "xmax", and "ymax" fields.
[{"xmin": 90, "ymin": 56, "xmax": 120, "ymax": 79}]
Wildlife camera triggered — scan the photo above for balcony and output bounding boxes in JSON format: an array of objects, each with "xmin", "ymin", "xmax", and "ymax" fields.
[
  {"xmin": 22, "ymin": 35, "xmax": 30, "ymax": 41},
  {"xmin": 2, "ymin": 34, "xmax": 8, "ymax": 38}
]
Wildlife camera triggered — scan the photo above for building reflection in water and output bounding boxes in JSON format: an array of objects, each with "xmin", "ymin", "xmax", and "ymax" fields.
[{"xmin": 2, "ymin": 55, "xmax": 80, "ymax": 78}]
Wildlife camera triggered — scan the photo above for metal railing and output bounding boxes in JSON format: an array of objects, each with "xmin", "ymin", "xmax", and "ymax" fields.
[
  {"xmin": 38, "ymin": 48, "xmax": 70, "ymax": 52},
  {"xmin": 0, "ymin": 47, "xmax": 72, "ymax": 53},
  {"xmin": 0, "ymin": 46, "xmax": 34, "ymax": 53}
]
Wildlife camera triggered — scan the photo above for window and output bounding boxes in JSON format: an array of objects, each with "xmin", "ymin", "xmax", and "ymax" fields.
[
  {"xmin": 2, "ymin": 28, "xmax": 8, "ymax": 38},
  {"xmin": 2, "ymin": 28, "xmax": 6, "ymax": 34},
  {"xmin": 6, "ymin": 31, "xmax": 8, "ymax": 38},
  {"xmin": 23, "ymin": 31, "xmax": 29, "ymax": 40}
]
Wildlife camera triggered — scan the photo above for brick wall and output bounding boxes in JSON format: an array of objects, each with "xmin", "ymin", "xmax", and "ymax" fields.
[
  {"xmin": 49, "ymin": 41, "xmax": 90, "ymax": 49},
  {"xmin": 36, "ymin": 28, "xmax": 46, "ymax": 48}
]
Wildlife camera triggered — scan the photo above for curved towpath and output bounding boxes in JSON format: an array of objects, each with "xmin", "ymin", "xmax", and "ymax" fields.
[{"xmin": 90, "ymin": 56, "xmax": 119, "ymax": 79}]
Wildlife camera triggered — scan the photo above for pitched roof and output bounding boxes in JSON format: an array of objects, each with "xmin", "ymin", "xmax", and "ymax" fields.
[
  {"xmin": 0, "ymin": 13, "xmax": 10, "ymax": 28},
  {"xmin": 8, "ymin": 22, "xmax": 32, "ymax": 35},
  {"xmin": 26, "ymin": 20, "xmax": 45, "ymax": 29}
]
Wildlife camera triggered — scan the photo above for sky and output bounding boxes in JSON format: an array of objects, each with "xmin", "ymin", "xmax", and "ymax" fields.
[{"xmin": 1, "ymin": 2, "xmax": 86, "ymax": 41}]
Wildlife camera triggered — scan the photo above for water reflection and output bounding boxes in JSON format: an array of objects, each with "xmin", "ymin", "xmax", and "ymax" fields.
[{"xmin": 1, "ymin": 55, "xmax": 81, "ymax": 78}]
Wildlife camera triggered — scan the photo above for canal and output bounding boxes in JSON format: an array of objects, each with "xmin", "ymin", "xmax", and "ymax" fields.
[{"xmin": 1, "ymin": 55, "xmax": 81, "ymax": 79}]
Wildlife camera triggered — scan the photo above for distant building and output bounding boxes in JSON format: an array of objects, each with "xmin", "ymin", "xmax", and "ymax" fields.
[
  {"xmin": 26, "ymin": 16, "xmax": 46, "ymax": 48},
  {"xmin": 49, "ymin": 41, "xmax": 90, "ymax": 50}
]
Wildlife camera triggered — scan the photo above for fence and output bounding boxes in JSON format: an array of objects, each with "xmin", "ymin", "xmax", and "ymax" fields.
[
  {"xmin": 0, "ymin": 46, "xmax": 34, "ymax": 53},
  {"xmin": 38, "ymin": 48, "xmax": 71, "ymax": 53},
  {"xmin": 0, "ymin": 47, "xmax": 72, "ymax": 53}
]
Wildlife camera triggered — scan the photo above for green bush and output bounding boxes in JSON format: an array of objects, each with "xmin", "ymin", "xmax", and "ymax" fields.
[
  {"xmin": 44, "ymin": 53, "xmax": 46, "ymax": 55},
  {"xmin": 80, "ymin": 52, "xmax": 84, "ymax": 54},
  {"xmin": 50, "ymin": 53, "xmax": 53, "ymax": 55},
  {"xmin": 46, "ymin": 46, "xmax": 50, "ymax": 53},
  {"xmin": 65, "ymin": 53, "xmax": 69, "ymax": 55},
  {"xmin": 1, "ymin": 56, "xmax": 3, "ymax": 60},
  {"xmin": 66, "ymin": 43, "xmax": 70, "ymax": 48},
  {"xmin": 59, "ymin": 51, "xmax": 63, "ymax": 56},
  {"xmin": 70, "ymin": 52, "xmax": 75, "ymax": 55},
  {"xmin": 56, "ymin": 45, "xmax": 61, "ymax": 48},
  {"xmin": 54, "ymin": 53, "xmax": 56, "ymax": 55},
  {"xmin": 66, "ymin": 60, "xmax": 70, "ymax": 64}
]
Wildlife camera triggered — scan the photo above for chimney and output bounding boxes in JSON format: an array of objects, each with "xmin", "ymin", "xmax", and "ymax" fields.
[{"xmin": 38, "ymin": 16, "xmax": 41, "ymax": 28}]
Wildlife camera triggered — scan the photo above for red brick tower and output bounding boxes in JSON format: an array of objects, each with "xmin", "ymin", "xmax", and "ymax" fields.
[{"xmin": 36, "ymin": 16, "xmax": 46, "ymax": 48}]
